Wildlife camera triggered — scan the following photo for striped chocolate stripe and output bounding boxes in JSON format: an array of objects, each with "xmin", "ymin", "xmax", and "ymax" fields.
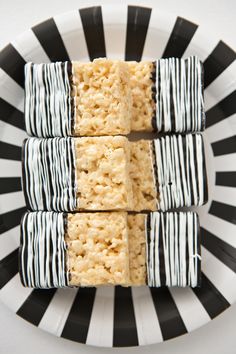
[
  {"xmin": 61, "ymin": 287, "xmax": 96, "ymax": 343},
  {"xmin": 209, "ymin": 201, "xmax": 236, "ymax": 225},
  {"xmin": 206, "ymin": 90, "xmax": 236, "ymax": 129},
  {"xmin": 201, "ymin": 227, "xmax": 236, "ymax": 273},
  {"xmin": 0, "ymin": 248, "xmax": 19, "ymax": 289},
  {"xmin": 211, "ymin": 136, "xmax": 236, "ymax": 156},
  {"xmin": 125, "ymin": 6, "xmax": 152, "ymax": 61},
  {"xmin": 150, "ymin": 287, "xmax": 187, "ymax": 340},
  {"xmin": 79, "ymin": 6, "xmax": 106, "ymax": 60},
  {"xmin": 162, "ymin": 17, "xmax": 198, "ymax": 58},
  {"xmin": 215, "ymin": 171, "xmax": 236, "ymax": 187},
  {"xmin": 22, "ymin": 138, "xmax": 77, "ymax": 211},
  {"xmin": 17, "ymin": 288, "xmax": 57, "ymax": 325},
  {"xmin": 192, "ymin": 272, "xmax": 230, "ymax": 318},
  {"xmin": 19, "ymin": 212, "xmax": 68, "ymax": 288},
  {"xmin": 0, "ymin": 141, "xmax": 22, "ymax": 161},
  {"xmin": 32, "ymin": 18, "xmax": 70, "ymax": 62},
  {"xmin": 0, "ymin": 98, "xmax": 25, "ymax": 131},
  {"xmin": 0, "ymin": 44, "xmax": 26, "ymax": 88},
  {"xmin": 204, "ymin": 41, "xmax": 236, "ymax": 88},
  {"xmin": 0, "ymin": 206, "xmax": 26, "ymax": 234},
  {"xmin": 113, "ymin": 286, "xmax": 138, "ymax": 347},
  {"xmin": 0, "ymin": 177, "xmax": 22, "ymax": 195}
]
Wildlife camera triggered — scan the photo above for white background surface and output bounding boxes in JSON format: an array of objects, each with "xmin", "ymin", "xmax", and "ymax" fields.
[{"xmin": 0, "ymin": 0, "xmax": 235, "ymax": 353}]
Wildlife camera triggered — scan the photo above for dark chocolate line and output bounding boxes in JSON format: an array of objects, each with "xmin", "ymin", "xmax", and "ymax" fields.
[
  {"xmin": 203, "ymin": 41, "xmax": 236, "ymax": 89},
  {"xmin": 17, "ymin": 288, "xmax": 57, "ymax": 326},
  {"xmin": 192, "ymin": 272, "xmax": 230, "ymax": 319},
  {"xmin": 0, "ymin": 141, "xmax": 22, "ymax": 161},
  {"xmin": 162, "ymin": 17, "xmax": 198, "ymax": 58},
  {"xmin": 0, "ymin": 98, "xmax": 25, "ymax": 131},
  {"xmin": 79, "ymin": 6, "xmax": 106, "ymax": 60},
  {"xmin": 211, "ymin": 135, "xmax": 236, "ymax": 156},
  {"xmin": 113, "ymin": 286, "xmax": 138, "ymax": 347},
  {"xmin": 0, "ymin": 248, "xmax": 19, "ymax": 289},
  {"xmin": 209, "ymin": 200, "xmax": 236, "ymax": 225},
  {"xmin": 32, "ymin": 18, "xmax": 70, "ymax": 62},
  {"xmin": 215, "ymin": 171, "xmax": 236, "ymax": 188},
  {"xmin": 201, "ymin": 227, "xmax": 236, "ymax": 273},
  {"xmin": 61, "ymin": 287, "xmax": 96, "ymax": 343},
  {"xmin": 0, "ymin": 44, "xmax": 26, "ymax": 88},
  {"xmin": 0, "ymin": 177, "xmax": 22, "ymax": 195},
  {"xmin": 150, "ymin": 287, "xmax": 187, "ymax": 340},
  {"xmin": 206, "ymin": 90, "xmax": 236, "ymax": 129},
  {"xmin": 125, "ymin": 5, "xmax": 152, "ymax": 61},
  {"xmin": 0, "ymin": 206, "xmax": 27, "ymax": 235}
]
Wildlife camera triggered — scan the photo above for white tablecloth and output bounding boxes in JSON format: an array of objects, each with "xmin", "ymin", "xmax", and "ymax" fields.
[{"xmin": 0, "ymin": 0, "xmax": 235, "ymax": 353}]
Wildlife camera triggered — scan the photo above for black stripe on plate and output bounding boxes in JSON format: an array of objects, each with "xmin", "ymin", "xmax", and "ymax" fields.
[
  {"xmin": 211, "ymin": 135, "xmax": 236, "ymax": 156},
  {"xmin": 215, "ymin": 171, "xmax": 236, "ymax": 188},
  {"xmin": 113, "ymin": 286, "xmax": 138, "ymax": 347},
  {"xmin": 209, "ymin": 200, "xmax": 236, "ymax": 225},
  {"xmin": 0, "ymin": 206, "xmax": 26, "ymax": 235},
  {"xmin": 79, "ymin": 6, "xmax": 106, "ymax": 60},
  {"xmin": 61, "ymin": 287, "xmax": 96, "ymax": 343},
  {"xmin": 17, "ymin": 288, "xmax": 56, "ymax": 326},
  {"xmin": 192, "ymin": 272, "xmax": 230, "ymax": 319},
  {"xmin": 0, "ymin": 248, "xmax": 19, "ymax": 289},
  {"xmin": 0, "ymin": 98, "xmax": 25, "ymax": 131},
  {"xmin": 0, "ymin": 141, "xmax": 22, "ymax": 161},
  {"xmin": 0, "ymin": 177, "xmax": 22, "ymax": 195},
  {"xmin": 201, "ymin": 227, "xmax": 236, "ymax": 273},
  {"xmin": 125, "ymin": 5, "xmax": 152, "ymax": 61},
  {"xmin": 0, "ymin": 44, "xmax": 26, "ymax": 88},
  {"xmin": 162, "ymin": 17, "xmax": 198, "ymax": 58},
  {"xmin": 32, "ymin": 18, "xmax": 70, "ymax": 62},
  {"xmin": 206, "ymin": 90, "xmax": 236, "ymax": 129},
  {"xmin": 204, "ymin": 41, "xmax": 236, "ymax": 89},
  {"xmin": 150, "ymin": 287, "xmax": 187, "ymax": 340}
]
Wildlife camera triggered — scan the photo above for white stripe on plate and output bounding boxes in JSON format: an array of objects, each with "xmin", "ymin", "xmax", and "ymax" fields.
[
  {"xmin": 214, "ymin": 153, "xmax": 236, "ymax": 172},
  {"xmin": 142, "ymin": 9, "xmax": 177, "ymax": 60},
  {"xmin": 0, "ymin": 121, "xmax": 27, "ymax": 147},
  {"xmin": 0, "ymin": 191, "xmax": 25, "ymax": 214},
  {"xmin": 212, "ymin": 186, "xmax": 236, "ymax": 206},
  {"xmin": 11, "ymin": 29, "xmax": 50, "ymax": 63},
  {"xmin": 183, "ymin": 25, "xmax": 219, "ymax": 61},
  {"xmin": 102, "ymin": 4, "xmax": 127, "ymax": 60},
  {"xmin": 199, "ymin": 213, "xmax": 236, "ymax": 249},
  {"xmin": 132, "ymin": 286, "xmax": 163, "ymax": 345},
  {"xmin": 0, "ymin": 69, "xmax": 24, "ymax": 112},
  {"xmin": 204, "ymin": 61, "xmax": 236, "ymax": 111},
  {"xmin": 0, "ymin": 225, "xmax": 20, "ymax": 260},
  {"xmin": 0, "ymin": 273, "xmax": 32, "ymax": 312},
  {"xmin": 201, "ymin": 247, "xmax": 236, "ymax": 304},
  {"xmin": 38, "ymin": 288, "xmax": 78, "ymax": 336},
  {"xmin": 54, "ymin": 10, "xmax": 89, "ymax": 61},
  {"xmin": 169, "ymin": 287, "xmax": 210, "ymax": 332},
  {"xmin": 86, "ymin": 286, "xmax": 114, "ymax": 347},
  {"xmin": 206, "ymin": 114, "xmax": 236, "ymax": 144},
  {"xmin": 0, "ymin": 160, "xmax": 22, "ymax": 177}
]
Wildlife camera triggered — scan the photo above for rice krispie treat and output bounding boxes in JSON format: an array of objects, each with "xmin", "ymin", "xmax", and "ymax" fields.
[
  {"xmin": 22, "ymin": 136, "xmax": 133, "ymax": 212},
  {"xmin": 19, "ymin": 211, "xmax": 130, "ymax": 287},
  {"xmin": 24, "ymin": 59, "xmax": 132, "ymax": 137},
  {"xmin": 131, "ymin": 133, "xmax": 208, "ymax": 211},
  {"xmin": 129, "ymin": 56, "xmax": 205, "ymax": 133}
]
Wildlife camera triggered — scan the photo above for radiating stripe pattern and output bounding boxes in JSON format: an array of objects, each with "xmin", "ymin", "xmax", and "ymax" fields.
[
  {"xmin": 19, "ymin": 211, "xmax": 68, "ymax": 288},
  {"xmin": 146, "ymin": 212, "xmax": 201, "ymax": 287},
  {"xmin": 22, "ymin": 137, "xmax": 77, "ymax": 211},
  {"xmin": 153, "ymin": 133, "xmax": 208, "ymax": 211},
  {"xmin": 24, "ymin": 62, "xmax": 74, "ymax": 137},
  {"xmin": 155, "ymin": 57, "xmax": 205, "ymax": 132}
]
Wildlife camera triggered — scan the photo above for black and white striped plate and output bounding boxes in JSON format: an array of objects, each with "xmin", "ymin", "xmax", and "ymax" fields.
[{"xmin": 0, "ymin": 4, "xmax": 235, "ymax": 347}]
